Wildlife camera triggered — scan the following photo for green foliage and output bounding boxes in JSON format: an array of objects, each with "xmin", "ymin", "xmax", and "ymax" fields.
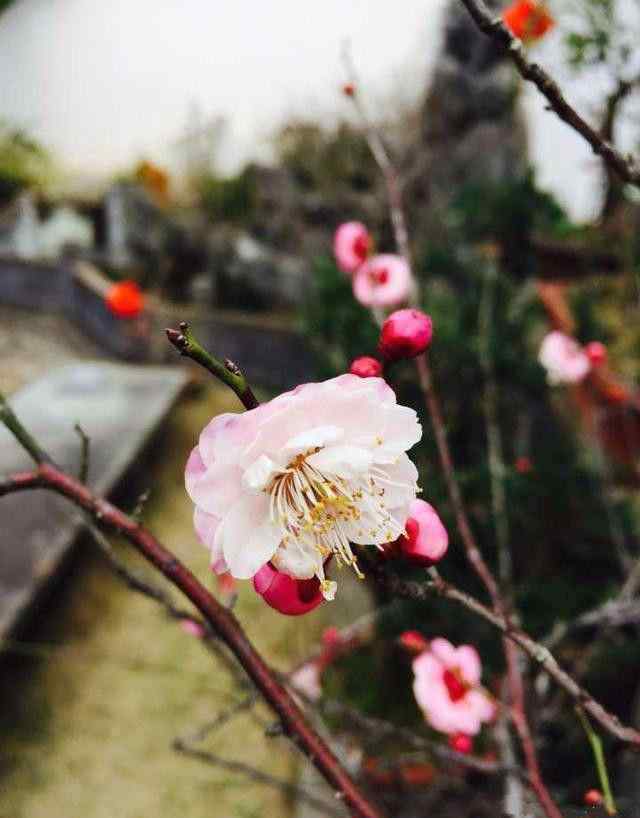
[
  {"xmin": 275, "ymin": 119, "xmax": 377, "ymax": 193},
  {"xmin": 199, "ymin": 166, "xmax": 257, "ymax": 224},
  {"xmin": 562, "ymin": 0, "xmax": 637, "ymax": 73},
  {"xmin": 0, "ymin": 123, "xmax": 49, "ymax": 204},
  {"xmin": 299, "ymin": 255, "xmax": 379, "ymax": 377}
]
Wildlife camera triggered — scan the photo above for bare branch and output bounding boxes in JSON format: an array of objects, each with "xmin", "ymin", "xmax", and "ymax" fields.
[{"xmin": 457, "ymin": 0, "xmax": 640, "ymax": 187}]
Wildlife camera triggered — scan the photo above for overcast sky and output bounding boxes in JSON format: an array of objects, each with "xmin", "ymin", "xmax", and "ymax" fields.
[{"xmin": 0, "ymin": 0, "xmax": 617, "ymax": 221}]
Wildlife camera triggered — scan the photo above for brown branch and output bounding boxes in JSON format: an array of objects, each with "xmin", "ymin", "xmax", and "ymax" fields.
[
  {"xmin": 0, "ymin": 465, "xmax": 384, "ymax": 818},
  {"xmin": 457, "ymin": 0, "xmax": 640, "ymax": 187}
]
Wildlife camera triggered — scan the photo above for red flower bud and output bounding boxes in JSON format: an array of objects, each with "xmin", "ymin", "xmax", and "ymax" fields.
[
  {"xmin": 448, "ymin": 733, "xmax": 473, "ymax": 754},
  {"xmin": 253, "ymin": 563, "xmax": 324, "ymax": 616},
  {"xmin": 583, "ymin": 789, "xmax": 603, "ymax": 807},
  {"xmin": 398, "ymin": 500, "xmax": 448, "ymax": 566},
  {"xmin": 399, "ymin": 630, "xmax": 429, "ymax": 654},
  {"xmin": 349, "ymin": 356, "xmax": 383, "ymax": 378},
  {"xmin": 585, "ymin": 341, "xmax": 607, "ymax": 367},
  {"xmin": 342, "ymin": 83, "xmax": 355, "ymax": 97},
  {"xmin": 379, "ymin": 309, "xmax": 433, "ymax": 361},
  {"xmin": 515, "ymin": 456, "xmax": 533, "ymax": 474}
]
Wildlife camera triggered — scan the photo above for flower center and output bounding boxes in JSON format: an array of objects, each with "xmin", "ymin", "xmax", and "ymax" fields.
[
  {"xmin": 266, "ymin": 449, "xmax": 405, "ymax": 595},
  {"xmin": 442, "ymin": 668, "xmax": 468, "ymax": 702},
  {"xmin": 370, "ymin": 266, "xmax": 389, "ymax": 285},
  {"xmin": 353, "ymin": 233, "xmax": 370, "ymax": 262}
]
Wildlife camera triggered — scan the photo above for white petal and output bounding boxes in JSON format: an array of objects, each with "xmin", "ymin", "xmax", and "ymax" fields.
[
  {"xmin": 284, "ymin": 425, "xmax": 344, "ymax": 455},
  {"xmin": 243, "ymin": 454, "xmax": 281, "ymax": 492},
  {"xmin": 374, "ymin": 456, "xmax": 419, "ymax": 510},
  {"xmin": 186, "ymin": 462, "xmax": 244, "ymax": 517},
  {"xmin": 221, "ymin": 493, "xmax": 282, "ymax": 579},
  {"xmin": 272, "ymin": 539, "xmax": 322, "ymax": 579},
  {"xmin": 306, "ymin": 445, "xmax": 372, "ymax": 479}
]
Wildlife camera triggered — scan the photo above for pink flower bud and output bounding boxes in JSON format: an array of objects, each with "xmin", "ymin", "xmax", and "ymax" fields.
[
  {"xmin": 585, "ymin": 341, "xmax": 607, "ymax": 367},
  {"xmin": 583, "ymin": 789, "xmax": 603, "ymax": 807},
  {"xmin": 379, "ymin": 309, "xmax": 433, "ymax": 361},
  {"xmin": 399, "ymin": 630, "xmax": 430, "ymax": 654},
  {"xmin": 448, "ymin": 733, "xmax": 473, "ymax": 755},
  {"xmin": 253, "ymin": 563, "xmax": 324, "ymax": 616},
  {"xmin": 180, "ymin": 619, "xmax": 206, "ymax": 638},
  {"xmin": 353, "ymin": 254, "xmax": 411, "ymax": 308},
  {"xmin": 398, "ymin": 500, "xmax": 448, "ymax": 566},
  {"xmin": 333, "ymin": 221, "xmax": 371, "ymax": 274},
  {"xmin": 349, "ymin": 356, "xmax": 383, "ymax": 378}
]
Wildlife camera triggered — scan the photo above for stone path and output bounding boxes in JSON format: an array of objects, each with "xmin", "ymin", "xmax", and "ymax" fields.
[{"xmin": 0, "ymin": 361, "xmax": 187, "ymax": 640}]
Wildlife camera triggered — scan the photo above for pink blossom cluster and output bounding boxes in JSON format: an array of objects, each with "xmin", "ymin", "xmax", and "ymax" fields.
[
  {"xmin": 538, "ymin": 331, "xmax": 608, "ymax": 386},
  {"xmin": 334, "ymin": 222, "xmax": 411, "ymax": 309}
]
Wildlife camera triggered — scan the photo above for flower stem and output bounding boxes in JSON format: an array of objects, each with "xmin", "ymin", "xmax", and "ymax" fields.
[
  {"xmin": 576, "ymin": 707, "xmax": 618, "ymax": 815},
  {"xmin": 166, "ymin": 322, "xmax": 259, "ymax": 410}
]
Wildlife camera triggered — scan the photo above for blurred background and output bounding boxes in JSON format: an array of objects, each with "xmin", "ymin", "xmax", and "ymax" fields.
[{"xmin": 1, "ymin": 0, "xmax": 640, "ymax": 816}]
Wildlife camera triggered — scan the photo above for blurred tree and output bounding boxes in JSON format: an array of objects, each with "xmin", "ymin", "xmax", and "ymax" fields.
[{"xmin": 0, "ymin": 122, "xmax": 49, "ymax": 204}]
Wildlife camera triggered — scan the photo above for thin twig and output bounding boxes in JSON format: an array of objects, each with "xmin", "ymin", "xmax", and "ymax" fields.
[
  {"xmin": 0, "ymin": 390, "xmax": 51, "ymax": 465},
  {"xmin": 166, "ymin": 321, "xmax": 258, "ymax": 410},
  {"xmin": 73, "ymin": 423, "xmax": 90, "ymax": 484},
  {"xmin": 576, "ymin": 708, "xmax": 618, "ymax": 815},
  {"xmin": 457, "ymin": 0, "xmax": 640, "ymax": 187},
  {"xmin": 173, "ymin": 741, "xmax": 346, "ymax": 818}
]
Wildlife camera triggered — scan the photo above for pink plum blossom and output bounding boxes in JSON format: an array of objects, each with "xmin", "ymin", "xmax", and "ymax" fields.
[
  {"xmin": 349, "ymin": 356, "xmax": 383, "ymax": 378},
  {"xmin": 253, "ymin": 562, "xmax": 324, "ymax": 616},
  {"xmin": 186, "ymin": 374, "xmax": 421, "ymax": 601},
  {"xmin": 333, "ymin": 221, "xmax": 371, "ymax": 274},
  {"xmin": 379, "ymin": 309, "xmax": 433, "ymax": 361},
  {"xmin": 353, "ymin": 254, "xmax": 411, "ymax": 308},
  {"xmin": 538, "ymin": 331, "xmax": 591, "ymax": 385},
  {"xmin": 412, "ymin": 638, "xmax": 496, "ymax": 736},
  {"xmin": 398, "ymin": 499, "xmax": 448, "ymax": 566}
]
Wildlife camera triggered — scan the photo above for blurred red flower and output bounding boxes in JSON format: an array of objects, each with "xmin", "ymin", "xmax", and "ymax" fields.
[
  {"xmin": 503, "ymin": 0, "xmax": 554, "ymax": 42},
  {"xmin": 105, "ymin": 280, "xmax": 144, "ymax": 319}
]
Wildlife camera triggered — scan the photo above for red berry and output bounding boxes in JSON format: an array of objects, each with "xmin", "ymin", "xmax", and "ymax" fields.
[
  {"xmin": 379, "ymin": 309, "xmax": 433, "ymax": 362},
  {"xmin": 349, "ymin": 356, "xmax": 383, "ymax": 378}
]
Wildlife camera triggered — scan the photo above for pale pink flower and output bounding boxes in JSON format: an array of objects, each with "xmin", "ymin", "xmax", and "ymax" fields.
[
  {"xmin": 334, "ymin": 221, "xmax": 371, "ymax": 274},
  {"xmin": 353, "ymin": 254, "xmax": 411, "ymax": 308},
  {"xmin": 538, "ymin": 331, "xmax": 591, "ymax": 385},
  {"xmin": 413, "ymin": 638, "xmax": 496, "ymax": 736},
  {"xmin": 186, "ymin": 374, "xmax": 421, "ymax": 600},
  {"xmin": 398, "ymin": 499, "xmax": 448, "ymax": 566},
  {"xmin": 290, "ymin": 662, "xmax": 322, "ymax": 702}
]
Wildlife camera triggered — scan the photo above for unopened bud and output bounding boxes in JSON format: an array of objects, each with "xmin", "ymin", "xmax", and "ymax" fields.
[
  {"xmin": 398, "ymin": 499, "xmax": 448, "ymax": 566},
  {"xmin": 585, "ymin": 341, "xmax": 607, "ymax": 367},
  {"xmin": 349, "ymin": 356, "xmax": 383, "ymax": 378},
  {"xmin": 379, "ymin": 309, "xmax": 433, "ymax": 361}
]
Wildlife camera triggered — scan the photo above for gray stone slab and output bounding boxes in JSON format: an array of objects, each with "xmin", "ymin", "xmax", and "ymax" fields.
[{"xmin": 0, "ymin": 362, "xmax": 188, "ymax": 640}]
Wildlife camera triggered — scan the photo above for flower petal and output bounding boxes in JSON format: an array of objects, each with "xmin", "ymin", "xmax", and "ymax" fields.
[{"xmin": 221, "ymin": 493, "xmax": 282, "ymax": 579}]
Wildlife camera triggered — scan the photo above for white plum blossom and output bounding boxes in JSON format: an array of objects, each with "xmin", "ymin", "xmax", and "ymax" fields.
[
  {"xmin": 186, "ymin": 375, "xmax": 421, "ymax": 600},
  {"xmin": 538, "ymin": 331, "xmax": 591, "ymax": 385}
]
